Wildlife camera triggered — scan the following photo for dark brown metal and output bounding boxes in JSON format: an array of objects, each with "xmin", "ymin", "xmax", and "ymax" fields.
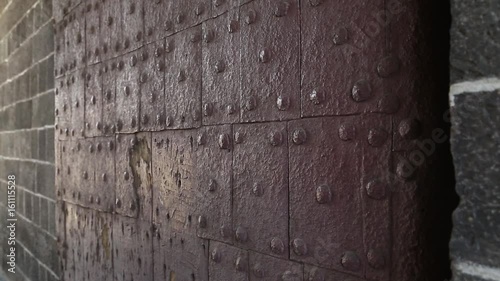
[{"xmin": 55, "ymin": 0, "xmax": 445, "ymax": 279}]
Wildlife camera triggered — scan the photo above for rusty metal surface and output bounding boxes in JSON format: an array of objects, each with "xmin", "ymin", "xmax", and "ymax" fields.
[
  {"xmin": 233, "ymin": 122, "xmax": 289, "ymax": 257},
  {"xmin": 194, "ymin": 125, "xmax": 233, "ymax": 242},
  {"xmin": 249, "ymin": 251, "xmax": 303, "ymax": 281},
  {"xmin": 139, "ymin": 41, "xmax": 167, "ymax": 131},
  {"xmin": 300, "ymin": 0, "xmax": 386, "ymax": 117},
  {"xmin": 202, "ymin": 11, "xmax": 241, "ymax": 125},
  {"xmin": 209, "ymin": 241, "xmax": 249, "ymax": 281},
  {"xmin": 240, "ymin": 0, "xmax": 300, "ymax": 122},
  {"xmin": 112, "ymin": 215, "xmax": 154, "ymax": 281},
  {"xmin": 115, "ymin": 51, "xmax": 140, "ymax": 133},
  {"xmin": 101, "ymin": 60, "xmax": 117, "ymax": 135},
  {"xmin": 115, "ymin": 133, "xmax": 153, "ymax": 220},
  {"xmin": 153, "ymin": 223, "xmax": 209, "ymax": 281},
  {"xmin": 84, "ymin": 64, "xmax": 103, "ymax": 137},
  {"xmin": 152, "ymin": 129, "xmax": 197, "ymax": 234},
  {"xmin": 55, "ymin": 0, "xmax": 444, "ymax": 280}
]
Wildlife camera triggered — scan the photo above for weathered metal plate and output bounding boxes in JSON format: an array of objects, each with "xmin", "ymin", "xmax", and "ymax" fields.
[
  {"xmin": 202, "ymin": 10, "xmax": 241, "ymax": 125},
  {"xmin": 84, "ymin": 64, "xmax": 103, "ymax": 137},
  {"xmin": 64, "ymin": 203, "xmax": 87, "ymax": 281},
  {"xmin": 240, "ymin": 0, "xmax": 300, "ymax": 122},
  {"xmin": 195, "ymin": 125, "xmax": 233, "ymax": 243},
  {"xmin": 248, "ymin": 251, "xmax": 303, "ymax": 281},
  {"xmin": 172, "ymin": 0, "xmax": 210, "ymax": 33},
  {"xmin": 209, "ymin": 241, "xmax": 249, "ymax": 281},
  {"xmin": 81, "ymin": 139, "xmax": 97, "ymax": 208},
  {"xmin": 288, "ymin": 117, "xmax": 365, "ymax": 276},
  {"xmin": 101, "ymin": 0, "xmax": 122, "ymax": 60},
  {"xmin": 139, "ymin": 41, "xmax": 166, "ymax": 131},
  {"xmin": 55, "ymin": 77, "xmax": 71, "ymax": 141},
  {"xmin": 304, "ymin": 264, "xmax": 366, "ymax": 281},
  {"xmin": 153, "ymin": 223, "xmax": 209, "ymax": 281},
  {"xmin": 113, "ymin": 215, "xmax": 154, "ymax": 281},
  {"xmin": 115, "ymin": 51, "xmax": 140, "ymax": 133},
  {"xmin": 300, "ymin": 0, "xmax": 386, "ymax": 117},
  {"xmin": 164, "ymin": 26, "xmax": 202, "ymax": 129},
  {"xmin": 144, "ymin": 0, "xmax": 175, "ymax": 44},
  {"xmin": 101, "ymin": 60, "xmax": 117, "ymax": 135},
  {"xmin": 85, "ymin": 0, "xmax": 102, "ymax": 64},
  {"xmin": 65, "ymin": 6, "xmax": 86, "ymax": 71},
  {"xmin": 61, "ymin": 140, "xmax": 76, "ymax": 204},
  {"xmin": 152, "ymin": 129, "xmax": 198, "ymax": 235},
  {"xmin": 69, "ymin": 70, "xmax": 86, "ymax": 139},
  {"xmin": 120, "ymin": 0, "xmax": 144, "ymax": 55},
  {"xmin": 83, "ymin": 209, "xmax": 113, "ymax": 281},
  {"xmin": 233, "ymin": 122, "xmax": 289, "ymax": 258},
  {"xmin": 115, "ymin": 133, "xmax": 152, "ymax": 220},
  {"xmin": 212, "ymin": 0, "xmax": 237, "ymax": 17},
  {"xmin": 360, "ymin": 114, "xmax": 392, "ymax": 280},
  {"xmin": 93, "ymin": 137, "xmax": 116, "ymax": 212}
]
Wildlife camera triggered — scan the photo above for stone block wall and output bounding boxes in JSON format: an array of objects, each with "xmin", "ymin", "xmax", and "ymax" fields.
[
  {"xmin": 0, "ymin": 0, "xmax": 58, "ymax": 280},
  {"xmin": 450, "ymin": 0, "xmax": 500, "ymax": 280}
]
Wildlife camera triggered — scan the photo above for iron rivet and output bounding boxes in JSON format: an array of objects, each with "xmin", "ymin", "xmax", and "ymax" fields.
[{"xmin": 292, "ymin": 238, "xmax": 307, "ymax": 256}]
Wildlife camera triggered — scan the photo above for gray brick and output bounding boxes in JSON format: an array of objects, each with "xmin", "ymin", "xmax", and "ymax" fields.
[
  {"xmin": 38, "ymin": 56, "xmax": 54, "ymax": 92},
  {"xmin": 32, "ymin": 22, "xmax": 53, "ymax": 63},
  {"xmin": 17, "ymin": 187, "xmax": 24, "ymax": 216},
  {"xmin": 40, "ymin": 197, "xmax": 49, "ymax": 231},
  {"xmin": 32, "ymin": 91, "xmax": 54, "ymax": 128},
  {"xmin": 8, "ymin": 39, "xmax": 32, "ymax": 77},
  {"xmin": 29, "ymin": 64, "xmax": 38, "ymax": 96},
  {"xmin": 36, "ymin": 163, "xmax": 55, "ymax": 198},
  {"xmin": 46, "ymin": 128, "xmax": 55, "ymax": 163},
  {"xmin": 0, "ymin": 0, "xmax": 37, "ymax": 38},
  {"xmin": 48, "ymin": 200, "xmax": 55, "ymax": 236},
  {"xmin": 19, "ymin": 161, "xmax": 36, "ymax": 191}
]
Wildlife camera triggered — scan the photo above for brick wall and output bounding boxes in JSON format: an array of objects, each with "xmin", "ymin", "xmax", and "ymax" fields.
[
  {"xmin": 449, "ymin": 0, "xmax": 500, "ymax": 280},
  {"xmin": 0, "ymin": 0, "xmax": 58, "ymax": 280}
]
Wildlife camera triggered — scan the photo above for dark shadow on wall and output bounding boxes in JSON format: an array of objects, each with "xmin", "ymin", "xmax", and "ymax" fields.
[{"xmin": 420, "ymin": 0, "xmax": 459, "ymax": 279}]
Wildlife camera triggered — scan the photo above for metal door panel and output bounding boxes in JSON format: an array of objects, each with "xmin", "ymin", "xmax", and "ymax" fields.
[
  {"xmin": 101, "ymin": 0, "xmax": 122, "ymax": 60},
  {"xmin": 55, "ymin": 77, "xmax": 71, "ymax": 141},
  {"xmin": 360, "ymin": 114, "xmax": 392, "ymax": 280},
  {"xmin": 84, "ymin": 64, "xmax": 103, "ymax": 137},
  {"xmin": 61, "ymin": 140, "xmax": 76, "ymax": 204},
  {"xmin": 80, "ymin": 139, "xmax": 97, "ymax": 208},
  {"xmin": 305, "ymin": 265, "xmax": 367, "ymax": 281},
  {"xmin": 240, "ymin": 0, "xmax": 300, "ymax": 122},
  {"xmin": 233, "ymin": 122, "xmax": 288, "ymax": 258},
  {"xmin": 65, "ymin": 6, "xmax": 86, "ymax": 71},
  {"xmin": 249, "ymin": 252, "xmax": 303, "ymax": 281},
  {"xmin": 165, "ymin": 27, "xmax": 202, "ymax": 129},
  {"xmin": 139, "ymin": 41, "xmax": 166, "ymax": 131},
  {"xmin": 288, "ymin": 117, "xmax": 364, "ymax": 276},
  {"xmin": 209, "ymin": 241, "xmax": 249, "ymax": 281},
  {"xmin": 69, "ymin": 70, "xmax": 86, "ymax": 139},
  {"xmin": 101, "ymin": 60, "xmax": 117, "ymax": 136},
  {"xmin": 212, "ymin": 0, "xmax": 237, "ymax": 17},
  {"xmin": 120, "ymin": 0, "xmax": 144, "ymax": 55},
  {"xmin": 93, "ymin": 137, "xmax": 116, "ymax": 212},
  {"xmin": 113, "ymin": 215, "xmax": 154, "ymax": 281},
  {"xmin": 115, "ymin": 133, "xmax": 153, "ymax": 220},
  {"xmin": 172, "ymin": 0, "xmax": 210, "ymax": 33},
  {"xmin": 144, "ymin": 0, "xmax": 175, "ymax": 44},
  {"xmin": 65, "ymin": 204, "xmax": 87, "ymax": 281},
  {"xmin": 116, "ymin": 52, "xmax": 140, "ymax": 133},
  {"xmin": 195, "ymin": 125, "xmax": 233, "ymax": 243},
  {"xmin": 83, "ymin": 209, "xmax": 113, "ymax": 281},
  {"xmin": 85, "ymin": 0, "xmax": 102, "ymax": 64},
  {"xmin": 202, "ymin": 11, "xmax": 241, "ymax": 125},
  {"xmin": 153, "ymin": 223, "xmax": 209, "ymax": 281},
  {"xmin": 300, "ymin": 0, "xmax": 386, "ymax": 117},
  {"xmin": 152, "ymin": 129, "xmax": 198, "ymax": 235}
]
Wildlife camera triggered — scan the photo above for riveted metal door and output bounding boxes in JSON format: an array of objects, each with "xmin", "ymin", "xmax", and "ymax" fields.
[{"xmin": 56, "ymin": 0, "xmax": 448, "ymax": 280}]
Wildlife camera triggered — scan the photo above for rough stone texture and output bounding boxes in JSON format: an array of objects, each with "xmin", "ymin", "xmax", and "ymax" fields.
[
  {"xmin": 450, "ymin": 91, "xmax": 500, "ymax": 279},
  {"xmin": 450, "ymin": 0, "xmax": 500, "ymax": 280},
  {"xmin": 0, "ymin": 0, "xmax": 57, "ymax": 280},
  {"xmin": 450, "ymin": 0, "xmax": 500, "ymax": 83}
]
